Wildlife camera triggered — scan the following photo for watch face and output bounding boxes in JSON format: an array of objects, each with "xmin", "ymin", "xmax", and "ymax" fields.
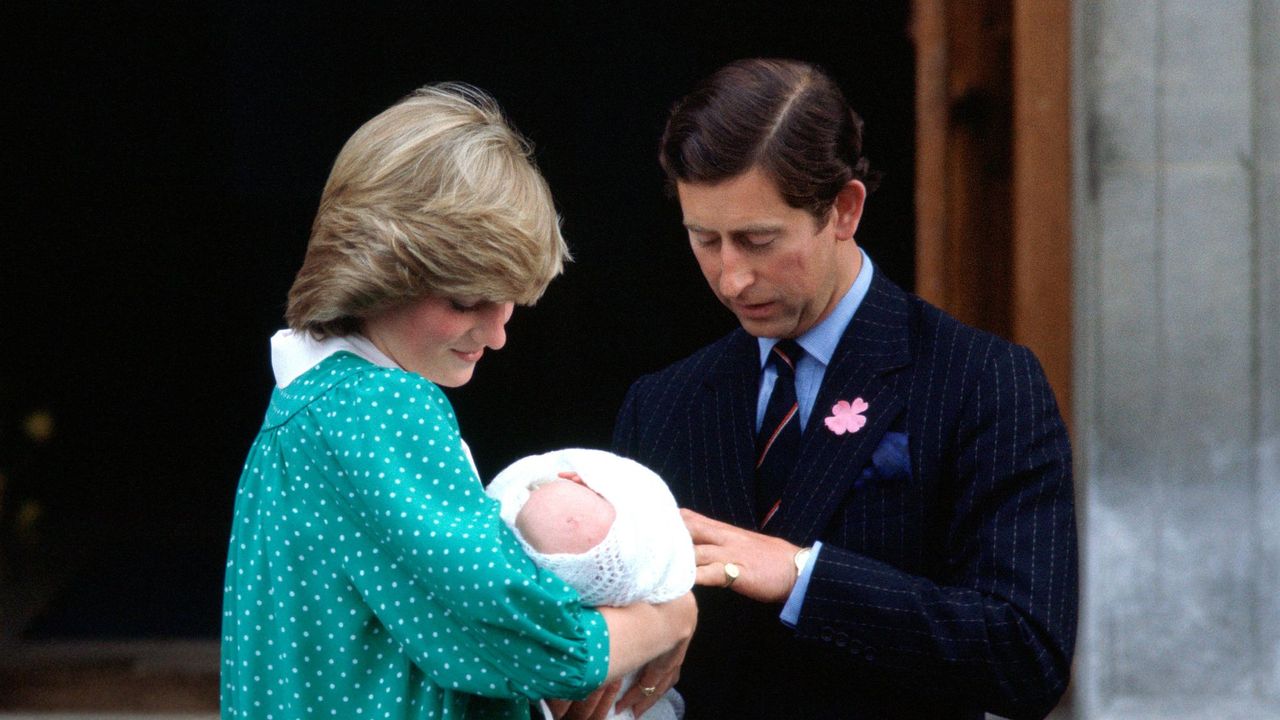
[{"xmin": 795, "ymin": 547, "xmax": 812, "ymax": 575}]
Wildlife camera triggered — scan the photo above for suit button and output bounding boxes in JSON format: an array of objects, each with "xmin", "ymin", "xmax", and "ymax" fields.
[
  {"xmin": 819, "ymin": 626, "xmax": 834, "ymax": 642},
  {"xmin": 848, "ymin": 641, "xmax": 862, "ymax": 656},
  {"xmin": 863, "ymin": 647, "xmax": 876, "ymax": 662},
  {"xmin": 834, "ymin": 631, "xmax": 849, "ymax": 648}
]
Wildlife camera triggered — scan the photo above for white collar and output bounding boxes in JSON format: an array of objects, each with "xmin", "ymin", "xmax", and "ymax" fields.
[{"xmin": 269, "ymin": 329, "xmax": 399, "ymax": 388}]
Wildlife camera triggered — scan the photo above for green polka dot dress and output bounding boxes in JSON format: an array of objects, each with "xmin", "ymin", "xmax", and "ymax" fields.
[{"xmin": 222, "ymin": 352, "xmax": 609, "ymax": 718}]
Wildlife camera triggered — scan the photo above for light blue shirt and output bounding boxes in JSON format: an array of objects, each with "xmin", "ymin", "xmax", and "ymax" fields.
[
  {"xmin": 759, "ymin": 249, "xmax": 874, "ymax": 627},
  {"xmin": 755, "ymin": 248, "xmax": 875, "ymax": 432}
]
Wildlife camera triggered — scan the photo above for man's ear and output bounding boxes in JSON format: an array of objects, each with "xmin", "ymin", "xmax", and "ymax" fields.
[{"xmin": 833, "ymin": 179, "xmax": 867, "ymax": 241}]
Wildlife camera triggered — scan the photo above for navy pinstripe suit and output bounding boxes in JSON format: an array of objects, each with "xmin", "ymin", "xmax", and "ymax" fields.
[{"xmin": 613, "ymin": 269, "xmax": 1076, "ymax": 719}]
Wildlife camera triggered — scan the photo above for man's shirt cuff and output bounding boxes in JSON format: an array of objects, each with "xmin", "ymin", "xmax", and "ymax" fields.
[{"xmin": 779, "ymin": 540, "xmax": 823, "ymax": 627}]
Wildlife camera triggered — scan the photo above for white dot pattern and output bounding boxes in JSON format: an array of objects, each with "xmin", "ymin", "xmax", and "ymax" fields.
[{"xmin": 221, "ymin": 352, "xmax": 609, "ymax": 718}]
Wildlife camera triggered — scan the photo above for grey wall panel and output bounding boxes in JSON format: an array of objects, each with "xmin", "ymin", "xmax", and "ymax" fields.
[
  {"xmin": 1074, "ymin": 0, "xmax": 1279, "ymax": 716},
  {"xmin": 1094, "ymin": 1, "xmax": 1158, "ymax": 166},
  {"xmin": 1254, "ymin": 0, "xmax": 1280, "ymax": 702},
  {"xmin": 1162, "ymin": 1, "xmax": 1253, "ymax": 163}
]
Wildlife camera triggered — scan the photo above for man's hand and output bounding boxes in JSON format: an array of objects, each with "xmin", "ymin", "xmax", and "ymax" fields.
[{"xmin": 683, "ymin": 508, "xmax": 800, "ymax": 603}]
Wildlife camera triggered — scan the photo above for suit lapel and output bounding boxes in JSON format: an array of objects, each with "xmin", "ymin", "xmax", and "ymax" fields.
[
  {"xmin": 688, "ymin": 330, "xmax": 759, "ymax": 528},
  {"xmin": 770, "ymin": 271, "xmax": 915, "ymax": 545}
]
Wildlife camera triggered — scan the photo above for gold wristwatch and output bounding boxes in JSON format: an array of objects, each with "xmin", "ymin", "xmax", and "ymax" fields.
[{"xmin": 793, "ymin": 546, "xmax": 813, "ymax": 577}]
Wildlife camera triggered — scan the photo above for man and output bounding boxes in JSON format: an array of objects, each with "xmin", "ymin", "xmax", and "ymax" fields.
[{"xmin": 612, "ymin": 59, "xmax": 1076, "ymax": 719}]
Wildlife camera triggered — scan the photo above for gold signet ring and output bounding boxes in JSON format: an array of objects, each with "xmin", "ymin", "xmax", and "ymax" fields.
[{"xmin": 723, "ymin": 562, "xmax": 741, "ymax": 588}]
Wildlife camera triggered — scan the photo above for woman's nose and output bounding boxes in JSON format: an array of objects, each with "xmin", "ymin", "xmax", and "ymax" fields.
[{"xmin": 478, "ymin": 302, "xmax": 514, "ymax": 350}]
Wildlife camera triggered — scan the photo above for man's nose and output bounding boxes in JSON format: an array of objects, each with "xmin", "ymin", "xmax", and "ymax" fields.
[
  {"xmin": 478, "ymin": 302, "xmax": 513, "ymax": 350},
  {"xmin": 718, "ymin": 245, "xmax": 754, "ymax": 298}
]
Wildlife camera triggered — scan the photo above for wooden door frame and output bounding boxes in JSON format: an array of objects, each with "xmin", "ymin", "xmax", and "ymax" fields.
[{"xmin": 913, "ymin": 0, "xmax": 1074, "ymax": 427}]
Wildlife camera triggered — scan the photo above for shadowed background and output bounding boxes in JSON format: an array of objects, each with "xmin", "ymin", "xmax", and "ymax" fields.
[
  {"xmin": 1, "ymin": 2, "xmax": 914, "ymax": 643},
  {"xmin": 8, "ymin": 4, "xmax": 1272, "ymax": 718}
]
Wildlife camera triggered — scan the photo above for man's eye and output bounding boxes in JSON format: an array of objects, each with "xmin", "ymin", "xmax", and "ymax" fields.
[{"xmin": 690, "ymin": 232, "xmax": 718, "ymax": 246}]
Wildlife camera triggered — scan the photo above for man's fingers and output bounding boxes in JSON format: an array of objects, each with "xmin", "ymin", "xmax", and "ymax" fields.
[
  {"xmin": 682, "ymin": 508, "xmax": 729, "ymax": 544},
  {"xmin": 692, "ymin": 543, "xmax": 721, "ymax": 566},
  {"xmin": 694, "ymin": 561, "xmax": 735, "ymax": 588}
]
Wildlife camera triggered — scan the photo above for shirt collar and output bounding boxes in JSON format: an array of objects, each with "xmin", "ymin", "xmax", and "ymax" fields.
[
  {"xmin": 758, "ymin": 248, "xmax": 875, "ymax": 368},
  {"xmin": 270, "ymin": 328, "xmax": 400, "ymax": 388}
]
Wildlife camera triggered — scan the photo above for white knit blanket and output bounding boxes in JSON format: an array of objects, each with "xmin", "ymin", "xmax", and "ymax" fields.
[{"xmin": 487, "ymin": 448, "xmax": 696, "ymax": 720}]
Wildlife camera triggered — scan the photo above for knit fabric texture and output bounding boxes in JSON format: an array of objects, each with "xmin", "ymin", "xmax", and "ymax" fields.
[{"xmin": 487, "ymin": 448, "xmax": 696, "ymax": 720}]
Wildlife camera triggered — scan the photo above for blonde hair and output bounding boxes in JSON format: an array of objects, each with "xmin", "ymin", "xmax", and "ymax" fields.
[{"xmin": 286, "ymin": 83, "xmax": 570, "ymax": 338}]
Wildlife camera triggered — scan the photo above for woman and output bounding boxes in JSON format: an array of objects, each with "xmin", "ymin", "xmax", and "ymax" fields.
[{"xmin": 221, "ymin": 84, "xmax": 695, "ymax": 719}]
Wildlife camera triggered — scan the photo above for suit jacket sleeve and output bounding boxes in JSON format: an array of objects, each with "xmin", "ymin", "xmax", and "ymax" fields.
[
  {"xmin": 796, "ymin": 343, "xmax": 1076, "ymax": 720},
  {"xmin": 613, "ymin": 380, "xmax": 644, "ymax": 461}
]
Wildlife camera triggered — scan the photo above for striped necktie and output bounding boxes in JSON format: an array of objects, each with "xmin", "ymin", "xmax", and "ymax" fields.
[{"xmin": 755, "ymin": 339, "xmax": 802, "ymax": 528}]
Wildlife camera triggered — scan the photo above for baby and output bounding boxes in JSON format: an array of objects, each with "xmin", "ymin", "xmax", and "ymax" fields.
[
  {"xmin": 516, "ymin": 472, "xmax": 616, "ymax": 553},
  {"xmin": 486, "ymin": 448, "xmax": 696, "ymax": 720}
]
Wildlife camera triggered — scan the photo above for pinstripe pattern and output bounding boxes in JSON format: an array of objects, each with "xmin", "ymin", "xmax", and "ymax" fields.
[{"xmin": 613, "ymin": 270, "xmax": 1077, "ymax": 720}]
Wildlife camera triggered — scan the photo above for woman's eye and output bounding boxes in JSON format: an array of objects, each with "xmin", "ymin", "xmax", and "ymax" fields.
[{"xmin": 449, "ymin": 299, "xmax": 479, "ymax": 312}]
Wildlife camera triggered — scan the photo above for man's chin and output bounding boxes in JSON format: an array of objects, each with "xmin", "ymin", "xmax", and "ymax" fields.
[{"xmin": 734, "ymin": 315, "xmax": 787, "ymax": 338}]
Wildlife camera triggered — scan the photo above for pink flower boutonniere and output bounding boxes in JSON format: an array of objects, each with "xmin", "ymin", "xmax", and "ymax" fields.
[{"xmin": 824, "ymin": 398, "xmax": 869, "ymax": 435}]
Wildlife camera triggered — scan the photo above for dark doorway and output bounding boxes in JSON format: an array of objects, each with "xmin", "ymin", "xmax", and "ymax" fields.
[{"xmin": 3, "ymin": 2, "xmax": 915, "ymax": 641}]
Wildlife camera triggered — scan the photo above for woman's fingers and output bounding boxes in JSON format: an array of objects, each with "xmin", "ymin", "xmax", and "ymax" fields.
[
  {"xmin": 545, "ymin": 698, "xmax": 571, "ymax": 718},
  {"xmin": 623, "ymin": 668, "xmax": 679, "ymax": 718},
  {"xmin": 560, "ymin": 679, "xmax": 621, "ymax": 720},
  {"xmin": 614, "ymin": 635, "xmax": 690, "ymax": 715}
]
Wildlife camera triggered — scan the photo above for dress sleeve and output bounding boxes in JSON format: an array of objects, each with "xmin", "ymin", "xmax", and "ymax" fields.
[{"xmin": 315, "ymin": 368, "xmax": 609, "ymax": 701}]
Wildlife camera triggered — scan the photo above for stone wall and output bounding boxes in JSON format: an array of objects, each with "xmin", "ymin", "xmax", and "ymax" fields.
[{"xmin": 1072, "ymin": 0, "xmax": 1280, "ymax": 717}]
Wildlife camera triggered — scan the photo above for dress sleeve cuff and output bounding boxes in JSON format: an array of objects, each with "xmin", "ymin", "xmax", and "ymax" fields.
[{"xmin": 575, "ymin": 607, "xmax": 611, "ymax": 697}]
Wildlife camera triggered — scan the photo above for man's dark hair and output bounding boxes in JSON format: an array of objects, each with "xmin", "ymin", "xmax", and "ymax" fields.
[{"xmin": 659, "ymin": 58, "xmax": 880, "ymax": 223}]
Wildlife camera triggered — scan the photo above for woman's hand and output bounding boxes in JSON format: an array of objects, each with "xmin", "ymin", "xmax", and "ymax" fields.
[
  {"xmin": 545, "ymin": 679, "xmax": 621, "ymax": 720},
  {"xmin": 597, "ymin": 591, "xmax": 696, "ymax": 681},
  {"xmin": 557, "ymin": 591, "xmax": 696, "ymax": 718},
  {"xmin": 613, "ymin": 634, "xmax": 691, "ymax": 718}
]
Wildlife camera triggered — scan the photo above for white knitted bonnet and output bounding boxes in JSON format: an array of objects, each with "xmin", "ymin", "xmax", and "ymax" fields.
[{"xmin": 487, "ymin": 448, "xmax": 695, "ymax": 607}]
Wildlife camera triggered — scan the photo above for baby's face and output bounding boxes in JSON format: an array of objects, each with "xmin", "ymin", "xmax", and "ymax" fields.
[{"xmin": 515, "ymin": 479, "xmax": 616, "ymax": 554}]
